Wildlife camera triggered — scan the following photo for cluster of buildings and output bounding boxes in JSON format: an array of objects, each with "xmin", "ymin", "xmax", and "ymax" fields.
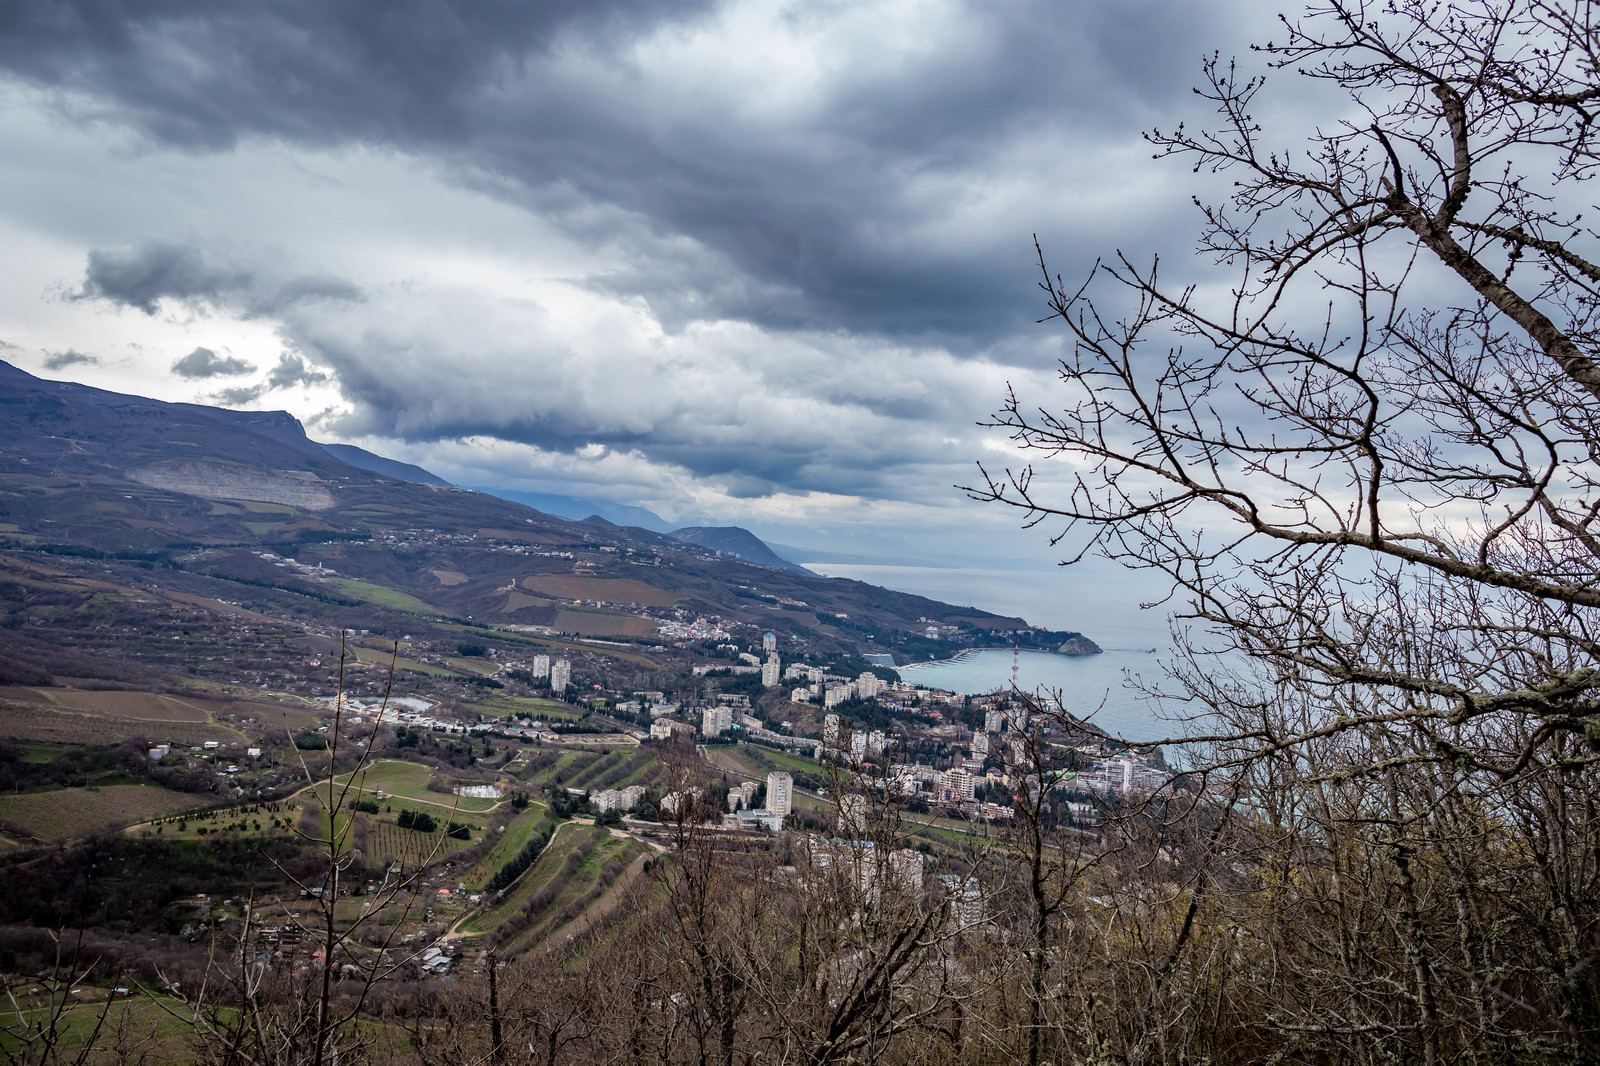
[
  {"xmin": 720, "ymin": 771, "xmax": 792, "ymax": 833},
  {"xmin": 590, "ymin": 783, "xmax": 647, "ymax": 814},
  {"xmin": 787, "ymin": 667, "xmax": 890, "ymax": 707},
  {"xmin": 507, "ymin": 654, "xmax": 572, "ymax": 694},
  {"xmin": 656, "ymin": 614, "xmax": 732, "ymax": 643}
]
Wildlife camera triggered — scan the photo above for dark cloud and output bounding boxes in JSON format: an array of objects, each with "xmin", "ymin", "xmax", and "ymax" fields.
[
  {"xmin": 172, "ymin": 345, "xmax": 253, "ymax": 378},
  {"xmin": 271, "ymin": 275, "xmax": 363, "ymax": 307},
  {"xmin": 266, "ymin": 353, "xmax": 327, "ymax": 390},
  {"xmin": 213, "ymin": 384, "xmax": 264, "ymax": 406},
  {"xmin": 6, "ymin": 1, "xmax": 1243, "ymax": 346},
  {"xmin": 42, "ymin": 349, "xmax": 98, "ymax": 369},
  {"xmin": 72, "ymin": 241, "xmax": 251, "ymax": 314},
  {"xmin": 72, "ymin": 240, "xmax": 365, "ymax": 317},
  {"xmin": 0, "ymin": 1, "xmax": 714, "ymax": 148},
  {"xmin": 2, "ymin": 0, "xmax": 1265, "ymax": 516}
]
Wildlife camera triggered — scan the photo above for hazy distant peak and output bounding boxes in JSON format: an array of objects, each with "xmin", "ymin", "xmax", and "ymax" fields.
[
  {"xmin": 670, "ymin": 526, "xmax": 814, "ymax": 575},
  {"xmin": 318, "ymin": 442, "xmax": 452, "ymax": 487}
]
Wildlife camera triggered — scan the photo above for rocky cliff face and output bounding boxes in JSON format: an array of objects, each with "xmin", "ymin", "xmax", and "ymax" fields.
[
  {"xmin": 127, "ymin": 460, "xmax": 335, "ymax": 510},
  {"xmin": 1057, "ymin": 635, "xmax": 1103, "ymax": 656}
]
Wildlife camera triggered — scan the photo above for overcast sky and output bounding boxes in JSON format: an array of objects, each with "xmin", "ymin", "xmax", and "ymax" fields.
[{"xmin": 0, "ymin": 0, "xmax": 1267, "ymax": 576}]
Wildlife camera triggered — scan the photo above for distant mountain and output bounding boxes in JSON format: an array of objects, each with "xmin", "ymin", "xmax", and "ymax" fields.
[
  {"xmin": 0, "ymin": 360, "xmax": 1044, "ymax": 660},
  {"xmin": 470, "ymin": 487, "xmax": 673, "ymax": 532},
  {"xmin": 671, "ymin": 526, "xmax": 815, "ymax": 575},
  {"xmin": 319, "ymin": 443, "xmax": 452, "ymax": 487}
]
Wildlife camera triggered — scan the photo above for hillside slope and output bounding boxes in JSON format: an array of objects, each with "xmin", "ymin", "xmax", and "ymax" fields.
[{"xmin": 0, "ymin": 361, "xmax": 1055, "ymax": 667}]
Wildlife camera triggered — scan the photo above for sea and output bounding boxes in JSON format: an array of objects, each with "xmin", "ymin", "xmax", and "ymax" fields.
[{"xmin": 798, "ymin": 562, "xmax": 1200, "ymax": 742}]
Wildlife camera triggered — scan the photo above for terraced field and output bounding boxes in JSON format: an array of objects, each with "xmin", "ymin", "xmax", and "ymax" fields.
[
  {"xmin": 463, "ymin": 822, "xmax": 602, "ymax": 936},
  {"xmin": 502, "ymin": 832, "xmax": 647, "ymax": 951},
  {"xmin": 0, "ymin": 783, "xmax": 197, "ymax": 842},
  {"xmin": 565, "ymin": 749, "xmax": 657, "ymax": 793},
  {"xmin": 464, "ymin": 808, "xmax": 549, "ymax": 890},
  {"xmin": 519, "ymin": 749, "xmax": 601, "ymax": 789}
]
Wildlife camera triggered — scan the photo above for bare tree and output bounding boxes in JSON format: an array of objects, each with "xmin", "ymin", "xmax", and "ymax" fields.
[
  {"xmin": 153, "ymin": 638, "xmax": 453, "ymax": 1066},
  {"xmin": 966, "ymin": 1, "xmax": 1600, "ymax": 1058}
]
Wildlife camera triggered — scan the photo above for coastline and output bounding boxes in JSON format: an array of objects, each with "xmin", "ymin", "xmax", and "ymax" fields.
[{"xmin": 899, "ymin": 648, "xmax": 977, "ymax": 671}]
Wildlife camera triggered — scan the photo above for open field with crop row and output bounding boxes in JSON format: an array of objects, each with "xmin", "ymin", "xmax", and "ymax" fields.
[
  {"xmin": 0, "ymin": 688, "xmax": 210, "ymax": 723},
  {"xmin": 364, "ymin": 818, "xmax": 475, "ymax": 869},
  {"xmin": 517, "ymin": 575, "xmax": 681, "ymax": 607},
  {"xmin": 0, "ymin": 783, "xmax": 198, "ymax": 841},
  {"xmin": 550, "ymin": 609, "xmax": 660, "ymax": 638}
]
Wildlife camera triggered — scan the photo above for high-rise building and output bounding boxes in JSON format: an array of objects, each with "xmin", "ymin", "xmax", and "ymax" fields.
[
  {"xmin": 971, "ymin": 731, "xmax": 990, "ymax": 759},
  {"xmin": 762, "ymin": 631, "xmax": 777, "ymax": 654},
  {"xmin": 702, "ymin": 705, "xmax": 732, "ymax": 736},
  {"xmin": 550, "ymin": 659, "xmax": 571, "ymax": 694},
  {"xmin": 766, "ymin": 771, "xmax": 793, "ymax": 817},
  {"xmin": 984, "ymin": 707, "xmax": 1005, "ymax": 734},
  {"xmin": 890, "ymin": 848, "xmax": 924, "ymax": 892},
  {"xmin": 532, "ymin": 654, "xmax": 551, "ymax": 678},
  {"xmin": 942, "ymin": 766, "xmax": 976, "ymax": 801},
  {"xmin": 761, "ymin": 654, "xmax": 780, "ymax": 688},
  {"xmin": 823, "ymin": 713, "xmax": 841, "ymax": 747}
]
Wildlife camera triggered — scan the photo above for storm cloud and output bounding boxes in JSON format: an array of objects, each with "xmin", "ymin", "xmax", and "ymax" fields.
[
  {"xmin": 41, "ymin": 349, "xmax": 97, "ymax": 370},
  {"xmin": 73, "ymin": 242, "xmax": 252, "ymax": 315},
  {"xmin": 0, "ymin": 0, "xmax": 1264, "ymax": 547},
  {"xmin": 172, "ymin": 346, "xmax": 253, "ymax": 378}
]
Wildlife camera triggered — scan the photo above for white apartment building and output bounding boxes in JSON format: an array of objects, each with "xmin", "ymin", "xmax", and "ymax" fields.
[
  {"xmin": 728, "ymin": 780, "xmax": 759, "ymax": 810},
  {"xmin": 823, "ymin": 712, "xmax": 841, "ymax": 747},
  {"xmin": 702, "ymin": 705, "xmax": 733, "ymax": 737},
  {"xmin": 762, "ymin": 655, "xmax": 780, "ymax": 688},
  {"xmin": 890, "ymin": 848, "xmax": 924, "ymax": 891},
  {"xmin": 984, "ymin": 707, "xmax": 1005, "ymax": 734},
  {"xmin": 941, "ymin": 766, "xmax": 976, "ymax": 801},
  {"xmin": 762, "ymin": 631, "xmax": 777, "ymax": 653},
  {"xmin": 856, "ymin": 673, "xmax": 883, "ymax": 699},
  {"xmin": 766, "ymin": 771, "xmax": 793, "ymax": 817},
  {"xmin": 532, "ymin": 654, "xmax": 551, "ymax": 678},
  {"xmin": 971, "ymin": 731, "xmax": 990, "ymax": 759},
  {"xmin": 550, "ymin": 658, "xmax": 571, "ymax": 694}
]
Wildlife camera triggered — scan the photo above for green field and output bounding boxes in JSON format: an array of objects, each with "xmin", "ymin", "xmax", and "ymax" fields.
[
  {"xmin": 0, "ymin": 784, "xmax": 198, "ymax": 842},
  {"xmin": 565, "ymin": 749, "xmax": 656, "ymax": 792},
  {"xmin": 331, "ymin": 578, "xmax": 439, "ymax": 615},
  {"xmin": 464, "ymin": 807, "xmax": 552, "ymax": 890},
  {"xmin": 738, "ymin": 744, "xmax": 825, "ymax": 776},
  {"xmin": 472, "ymin": 696, "xmax": 583, "ymax": 720},
  {"xmin": 518, "ymin": 749, "xmax": 609, "ymax": 789},
  {"xmin": 463, "ymin": 821, "xmax": 593, "ymax": 935},
  {"xmin": 332, "ymin": 759, "xmax": 504, "ymax": 813}
]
